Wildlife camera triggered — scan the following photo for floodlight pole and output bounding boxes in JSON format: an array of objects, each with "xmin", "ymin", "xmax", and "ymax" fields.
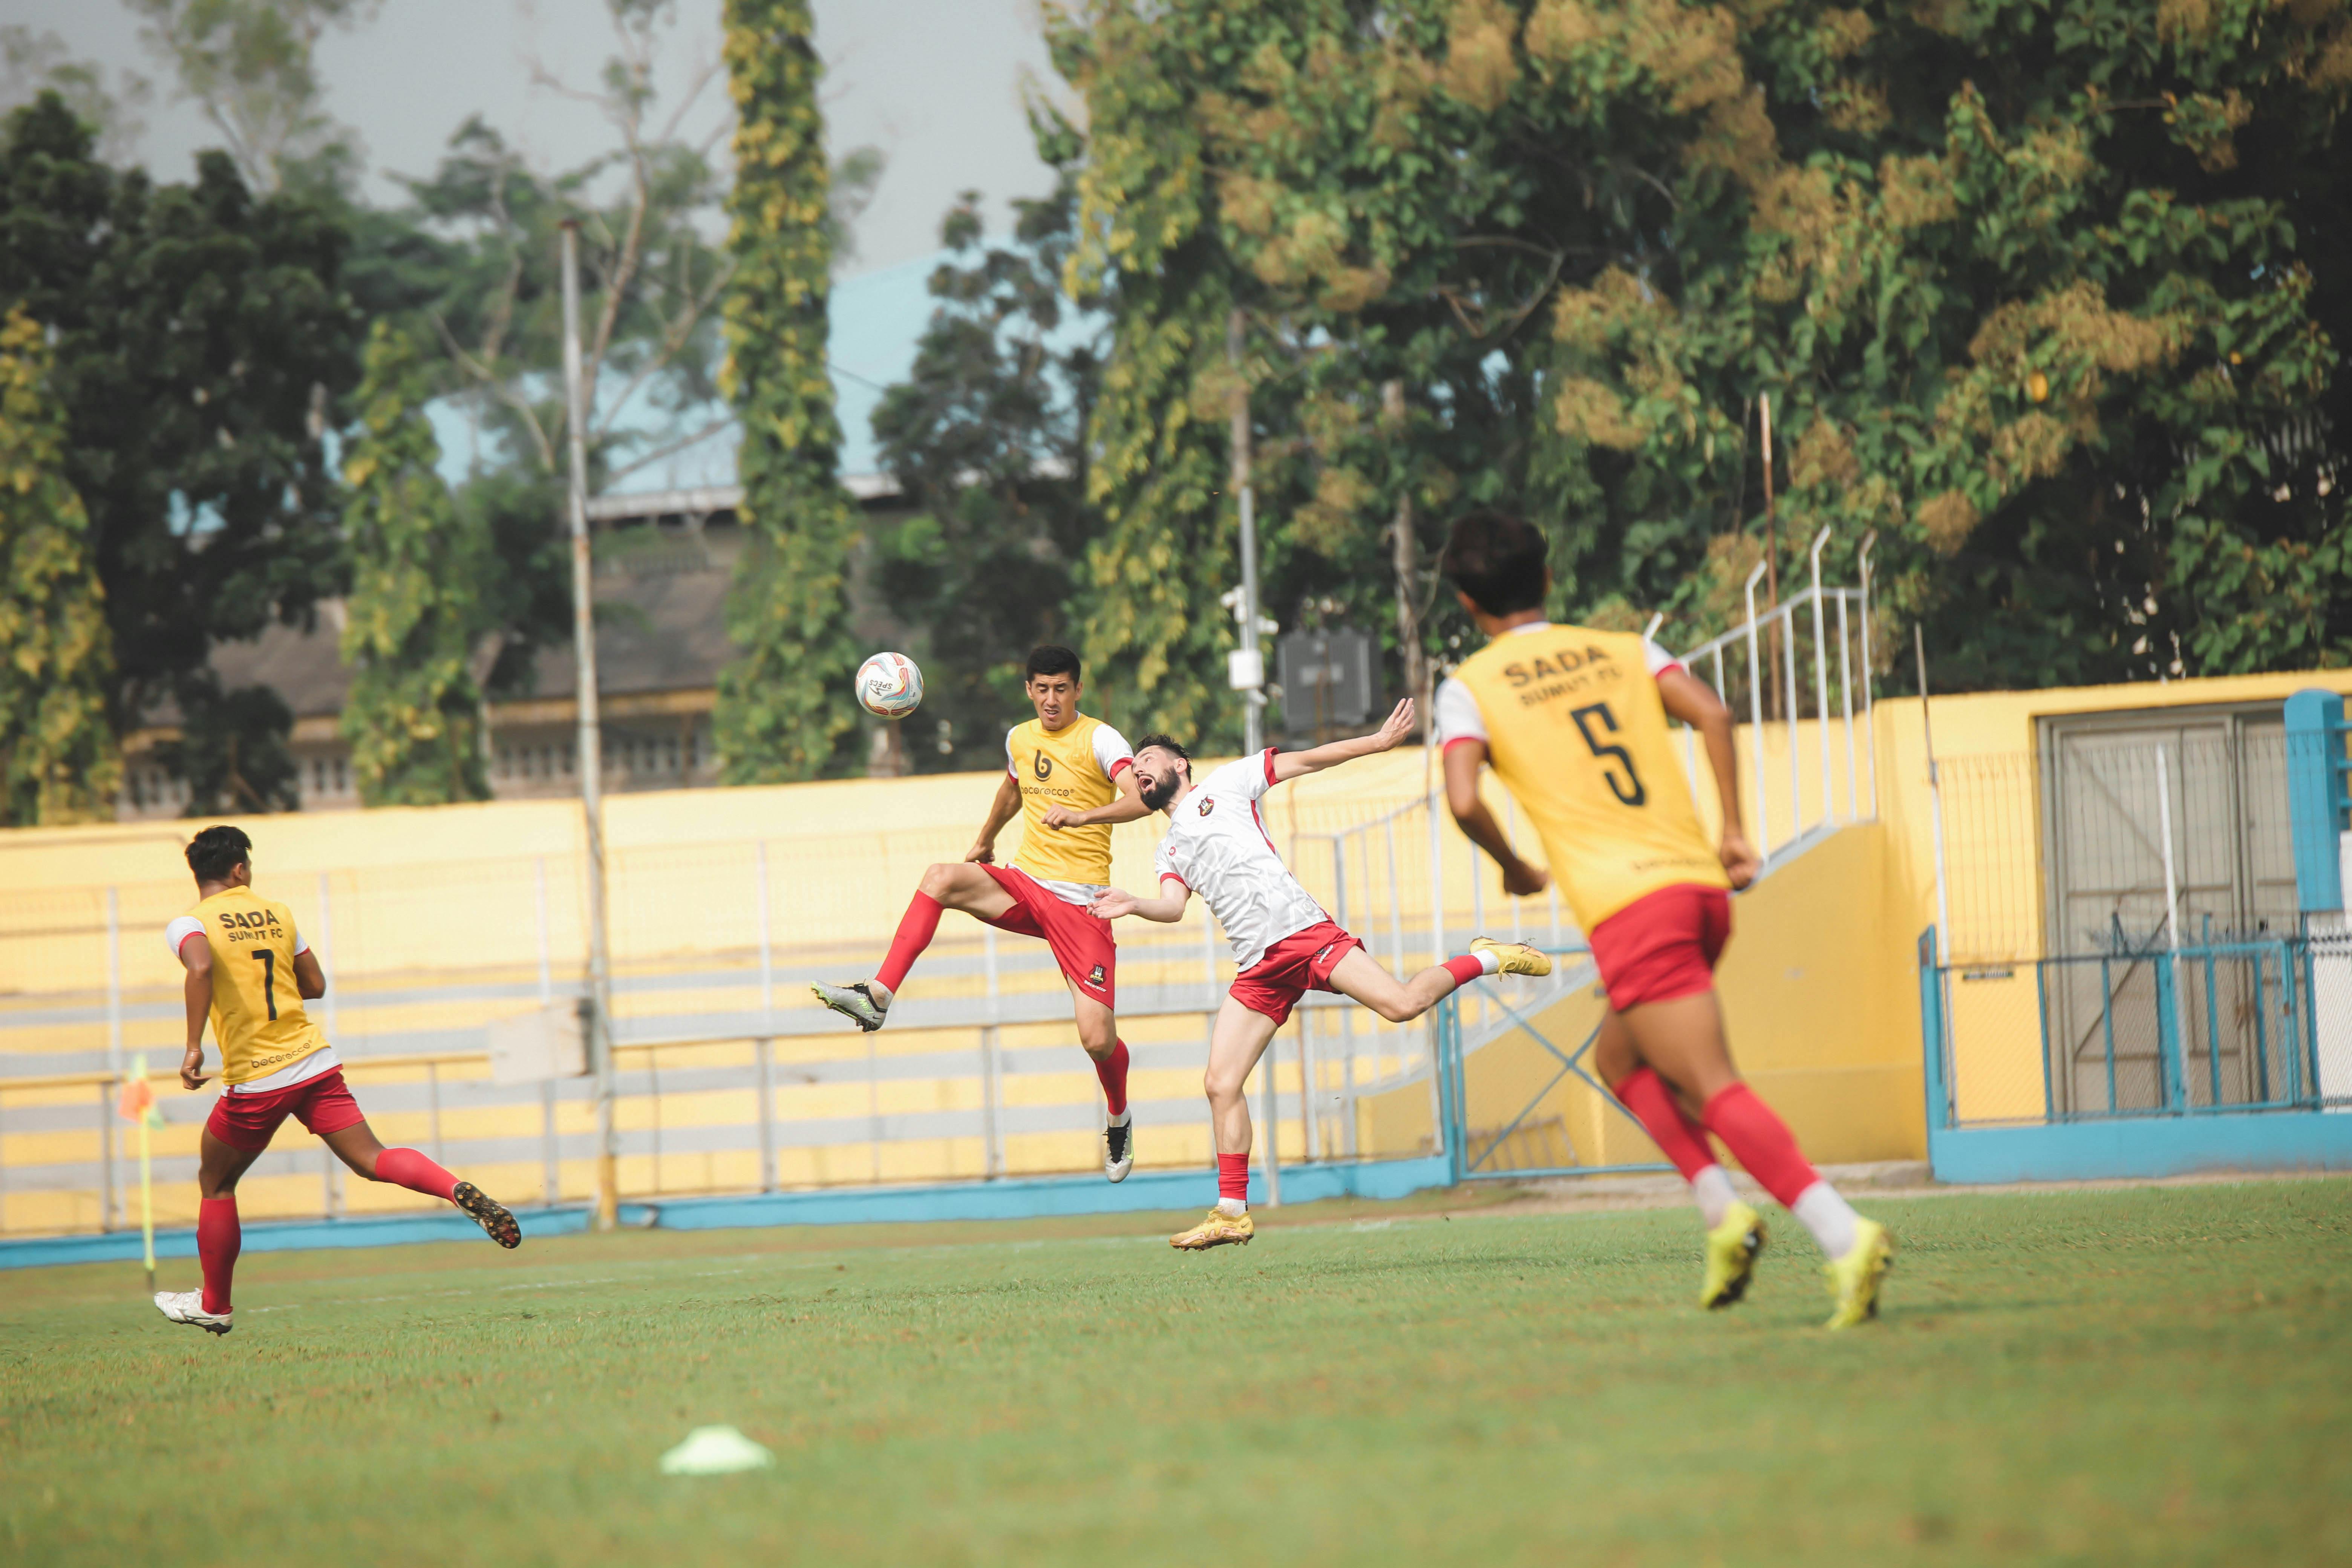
[
  {"xmin": 1229, "ymin": 309, "xmax": 1266, "ymax": 755},
  {"xmin": 561, "ymin": 220, "xmax": 619, "ymax": 1231}
]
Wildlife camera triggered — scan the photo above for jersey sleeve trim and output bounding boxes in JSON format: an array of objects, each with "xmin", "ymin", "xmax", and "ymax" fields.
[
  {"xmin": 1108, "ymin": 756, "xmax": 1133, "ymax": 779},
  {"xmin": 1642, "ymin": 638, "xmax": 1684, "ymax": 678},
  {"xmin": 164, "ymin": 915, "xmax": 206, "ymax": 957},
  {"xmin": 1432, "ymin": 675, "xmax": 1486, "ymax": 746},
  {"xmin": 1262, "ymin": 748, "xmax": 1278, "ymax": 787},
  {"xmin": 1091, "ymin": 723, "xmax": 1136, "ymax": 780},
  {"xmin": 1441, "ymin": 735, "xmax": 1485, "ymax": 756},
  {"xmin": 1158, "ymin": 871, "xmax": 1190, "ymax": 890},
  {"xmin": 1004, "ymin": 729, "xmax": 1020, "ymax": 779}
]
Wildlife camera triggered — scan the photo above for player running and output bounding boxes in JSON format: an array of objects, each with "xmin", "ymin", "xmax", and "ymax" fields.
[
  {"xmin": 1435, "ymin": 509, "xmax": 1891, "ymax": 1328},
  {"xmin": 813, "ymin": 645, "xmax": 1153, "ymax": 1180},
  {"xmin": 153, "ymin": 826, "xmax": 521, "ymax": 1336},
  {"xmin": 1090, "ymin": 698, "xmax": 1551, "ymax": 1251}
]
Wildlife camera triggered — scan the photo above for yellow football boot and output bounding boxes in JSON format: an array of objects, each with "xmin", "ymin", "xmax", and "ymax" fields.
[
  {"xmin": 1170, "ymin": 1208, "xmax": 1255, "ymax": 1250},
  {"xmin": 1700, "ymin": 1200, "xmax": 1766, "ymax": 1310},
  {"xmin": 1470, "ymin": 936, "xmax": 1553, "ymax": 978},
  {"xmin": 1822, "ymin": 1217, "xmax": 1893, "ymax": 1329}
]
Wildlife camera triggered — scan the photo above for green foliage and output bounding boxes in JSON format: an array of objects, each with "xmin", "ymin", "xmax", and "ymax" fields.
[
  {"xmin": 870, "ymin": 181, "xmax": 1107, "ymax": 770},
  {"xmin": 125, "ymin": 0, "xmax": 374, "ymax": 196},
  {"xmin": 0, "ymin": 25, "xmax": 152, "ymax": 164},
  {"xmin": 338, "ymin": 322, "xmax": 488, "ymax": 807},
  {"xmin": 712, "ymin": 0, "xmax": 862, "ymax": 781},
  {"xmin": 0, "ymin": 92, "xmax": 358, "ymax": 786},
  {"xmin": 0, "ymin": 305, "xmax": 118, "ymax": 825}
]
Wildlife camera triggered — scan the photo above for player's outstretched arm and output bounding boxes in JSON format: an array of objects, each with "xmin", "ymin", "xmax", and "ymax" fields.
[
  {"xmin": 1442, "ymin": 740, "xmax": 1551, "ymax": 897},
  {"xmin": 1656, "ymin": 668, "xmax": 1760, "ymax": 888},
  {"xmin": 966, "ymin": 772, "xmax": 1024, "ymax": 863},
  {"xmin": 1090, "ymin": 880, "xmax": 1190, "ymax": 924},
  {"xmin": 1043, "ymin": 764, "xmax": 1153, "ymax": 830},
  {"xmin": 177, "ymin": 933, "xmax": 214, "ymax": 1090},
  {"xmin": 1268, "ymin": 698, "xmax": 1416, "ymax": 784}
]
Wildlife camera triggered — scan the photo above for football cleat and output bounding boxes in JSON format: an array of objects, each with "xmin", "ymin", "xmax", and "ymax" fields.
[
  {"xmin": 1470, "ymin": 936, "xmax": 1553, "ymax": 978},
  {"xmin": 1700, "ymin": 1200, "xmax": 1766, "ymax": 1310},
  {"xmin": 1170, "ymin": 1208, "xmax": 1254, "ymax": 1250},
  {"xmin": 1823, "ymin": 1217, "xmax": 1893, "ymax": 1329},
  {"xmin": 811, "ymin": 980, "xmax": 889, "ymax": 1032},
  {"xmin": 1104, "ymin": 1113, "xmax": 1134, "ymax": 1183},
  {"xmin": 453, "ymin": 1181, "xmax": 522, "ymax": 1249},
  {"xmin": 154, "ymin": 1290, "xmax": 233, "ymax": 1335}
]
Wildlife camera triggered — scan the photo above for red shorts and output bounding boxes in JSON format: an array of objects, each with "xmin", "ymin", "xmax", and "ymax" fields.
[
  {"xmin": 981, "ymin": 865, "xmax": 1118, "ymax": 1008},
  {"xmin": 1229, "ymin": 919, "xmax": 1364, "ymax": 1027},
  {"xmin": 204, "ymin": 1066, "xmax": 367, "ymax": 1153},
  {"xmin": 1588, "ymin": 884, "xmax": 1732, "ymax": 1010}
]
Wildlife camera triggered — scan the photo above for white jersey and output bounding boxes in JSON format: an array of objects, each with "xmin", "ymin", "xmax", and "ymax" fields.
[{"xmin": 1152, "ymin": 750, "xmax": 1331, "ymax": 971}]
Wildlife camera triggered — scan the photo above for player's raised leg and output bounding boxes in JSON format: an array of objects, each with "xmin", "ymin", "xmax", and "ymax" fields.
[
  {"xmin": 1320, "ymin": 939, "xmax": 1551, "ymax": 1025},
  {"xmin": 320, "ymin": 1118, "xmax": 521, "ymax": 1249},
  {"xmin": 814, "ymin": 861, "xmax": 1017, "ymax": 1030},
  {"xmin": 1170, "ymin": 997, "xmax": 1282, "ymax": 1249},
  {"xmin": 1602, "ymin": 990, "xmax": 1888, "ymax": 1326}
]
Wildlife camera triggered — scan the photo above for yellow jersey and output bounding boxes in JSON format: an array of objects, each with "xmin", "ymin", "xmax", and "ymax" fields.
[
  {"xmin": 171, "ymin": 887, "xmax": 331, "ymax": 1086},
  {"xmin": 1005, "ymin": 714, "xmax": 1133, "ymax": 887},
  {"xmin": 1449, "ymin": 626, "xmax": 1729, "ymax": 932}
]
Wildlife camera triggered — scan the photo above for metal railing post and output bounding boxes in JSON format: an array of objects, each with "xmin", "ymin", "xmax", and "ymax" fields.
[
  {"xmin": 1808, "ymin": 528, "xmax": 1833, "ymax": 828},
  {"xmin": 98, "ymin": 1082, "xmax": 114, "ymax": 1232},
  {"xmin": 982, "ymin": 923, "xmax": 1002, "ymax": 1180},
  {"xmin": 757, "ymin": 1035, "xmax": 776, "ymax": 1191},
  {"xmin": 1837, "ymin": 590, "xmax": 1857, "ymax": 821},
  {"xmin": 1784, "ymin": 597, "xmax": 1802, "ymax": 846},
  {"xmin": 104, "ymin": 888, "xmax": 122, "ymax": 1227},
  {"xmin": 1743, "ymin": 564, "xmax": 1770, "ymax": 858},
  {"xmin": 1859, "ymin": 533, "xmax": 1879, "ymax": 821}
]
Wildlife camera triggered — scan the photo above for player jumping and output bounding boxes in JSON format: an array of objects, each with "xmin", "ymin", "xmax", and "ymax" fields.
[
  {"xmin": 813, "ymin": 645, "xmax": 1153, "ymax": 1180},
  {"xmin": 1090, "ymin": 698, "xmax": 1551, "ymax": 1250},
  {"xmin": 1435, "ymin": 509, "xmax": 1891, "ymax": 1328},
  {"xmin": 154, "ymin": 826, "xmax": 521, "ymax": 1336}
]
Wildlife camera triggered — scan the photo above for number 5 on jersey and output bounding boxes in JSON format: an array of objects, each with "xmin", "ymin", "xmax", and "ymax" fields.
[{"xmin": 1571, "ymin": 701, "xmax": 1647, "ymax": 807}]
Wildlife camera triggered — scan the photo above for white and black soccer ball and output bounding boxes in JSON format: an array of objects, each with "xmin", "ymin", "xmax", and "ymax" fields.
[{"xmin": 856, "ymin": 651, "xmax": 924, "ymax": 719}]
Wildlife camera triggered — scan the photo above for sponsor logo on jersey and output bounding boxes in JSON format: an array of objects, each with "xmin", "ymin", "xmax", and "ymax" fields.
[
  {"xmin": 1197, "ymin": 797, "xmax": 1216, "ymax": 816},
  {"xmin": 1034, "ymin": 751, "xmax": 1054, "ymax": 780}
]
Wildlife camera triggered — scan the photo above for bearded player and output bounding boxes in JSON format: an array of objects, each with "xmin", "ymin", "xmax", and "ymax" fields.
[
  {"xmin": 153, "ymin": 826, "xmax": 520, "ymax": 1335},
  {"xmin": 1435, "ymin": 509, "xmax": 1891, "ymax": 1328},
  {"xmin": 813, "ymin": 645, "xmax": 1153, "ymax": 1180},
  {"xmin": 1090, "ymin": 698, "xmax": 1550, "ymax": 1250}
]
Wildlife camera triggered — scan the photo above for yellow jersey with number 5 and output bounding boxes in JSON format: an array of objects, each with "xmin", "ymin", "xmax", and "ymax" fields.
[
  {"xmin": 1452, "ymin": 626, "xmax": 1728, "ymax": 932},
  {"xmin": 179, "ymin": 886, "xmax": 329, "ymax": 1086}
]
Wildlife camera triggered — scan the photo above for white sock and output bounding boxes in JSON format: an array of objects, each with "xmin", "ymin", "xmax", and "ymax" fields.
[
  {"xmin": 1792, "ymin": 1181, "xmax": 1861, "ymax": 1259},
  {"xmin": 1471, "ymin": 948, "xmax": 1502, "ymax": 976},
  {"xmin": 1106, "ymin": 1107, "xmax": 1131, "ymax": 1127},
  {"xmin": 1216, "ymin": 1196, "xmax": 1248, "ymax": 1217},
  {"xmin": 1690, "ymin": 1164, "xmax": 1738, "ymax": 1229}
]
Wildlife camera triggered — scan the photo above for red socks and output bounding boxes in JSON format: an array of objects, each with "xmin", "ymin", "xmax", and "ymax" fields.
[
  {"xmin": 375, "ymin": 1147, "xmax": 460, "ymax": 1202},
  {"xmin": 1442, "ymin": 954, "xmax": 1488, "ymax": 987},
  {"xmin": 877, "ymin": 892, "xmax": 945, "ymax": 993},
  {"xmin": 1699, "ymin": 1083, "xmax": 1819, "ymax": 1208},
  {"xmin": 198, "ymin": 1196, "xmax": 239, "ymax": 1315},
  {"xmin": 1217, "ymin": 1152, "xmax": 1250, "ymax": 1203},
  {"xmin": 1094, "ymin": 1039, "xmax": 1131, "ymax": 1116},
  {"xmin": 1611, "ymin": 1067, "xmax": 1717, "ymax": 1181}
]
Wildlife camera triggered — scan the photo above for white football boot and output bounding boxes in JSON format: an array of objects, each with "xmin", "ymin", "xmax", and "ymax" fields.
[
  {"xmin": 154, "ymin": 1290, "xmax": 233, "ymax": 1335},
  {"xmin": 1103, "ymin": 1110, "xmax": 1134, "ymax": 1183},
  {"xmin": 810, "ymin": 980, "xmax": 889, "ymax": 1032}
]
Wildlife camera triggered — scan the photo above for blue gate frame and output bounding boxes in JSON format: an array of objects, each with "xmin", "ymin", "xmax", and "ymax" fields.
[{"xmin": 1433, "ymin": 952, "xmax": 1672, "ymax": 1183}]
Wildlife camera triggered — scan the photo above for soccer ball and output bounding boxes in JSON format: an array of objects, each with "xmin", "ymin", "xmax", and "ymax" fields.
[{"xmin": 856, "ymin": 652, "xmax": 924, "ymax": 719}]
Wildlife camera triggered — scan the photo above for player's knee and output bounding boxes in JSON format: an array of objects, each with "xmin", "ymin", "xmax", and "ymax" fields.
[
  {"xmin": 1203, "ymin": 1066, "xmax": 1245, "ymax": 1104},
  {"xmin": 918, "ymin": 862, "xmax": 961, "ymax": 898},
  {"xmin": 1374, "ymin": 995, "xmax": 1417, "ymax": 1024}
]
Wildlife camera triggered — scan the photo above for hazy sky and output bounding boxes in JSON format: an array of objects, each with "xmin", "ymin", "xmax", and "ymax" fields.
[{"xmin": 9, "ymin": 0, "xmax": 1067, "ymax": 276}]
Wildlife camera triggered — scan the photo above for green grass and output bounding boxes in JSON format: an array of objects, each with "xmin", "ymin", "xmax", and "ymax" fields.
[{"xmin": 4, "ymin": 1179, "xmax": 2349, "ymax": 1567}]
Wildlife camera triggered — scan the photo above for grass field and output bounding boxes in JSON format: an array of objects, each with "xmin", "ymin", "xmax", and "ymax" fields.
[{"xmin": 5, "ymin": 1178, "xmax": 2349, "ymax": 1567}]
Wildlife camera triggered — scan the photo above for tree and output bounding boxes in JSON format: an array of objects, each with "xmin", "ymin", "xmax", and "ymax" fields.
[
  {"xmin": 870, "ymin": 177, "xmax": 1107, "ymax": 771},
  {"xmin": 0, "ymin": 26, "xmax": 152, "ymax": 164},
  {"xmin": 712, "ymin": 0, "xmax": 864, "ymax": 781},
  {"xmin": 0, "ymin": 94, "xmax": 360, "ymax": 800},
  {"xmin": 339, "ymin": 321, "xmax": 488, "ymax": 805},
  {"xmin": 0, "ymin": 304, "xmax": 119, "ymax": 825},
  {"xmin": 128, "ymin": 0, "xmax": 375, "ymax": 196}
]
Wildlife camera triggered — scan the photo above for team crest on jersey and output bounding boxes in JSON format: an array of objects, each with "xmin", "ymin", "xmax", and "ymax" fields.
[
  {"xmin": 1086, "ymin": 963, "xmax": 1106, "ymax": 988},
  {"xmin": 1197, "ymin": 797, "xmax": 1216, "ymax": 817},
  {"xmin": 1034, "ymin": 752, "xmax": 1054, "ymax": 780}
]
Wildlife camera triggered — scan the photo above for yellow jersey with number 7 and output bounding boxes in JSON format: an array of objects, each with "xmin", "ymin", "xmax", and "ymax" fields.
[
  {"xmin": 1452, "ymin": 626, "xmax": 1729, "ymax": 932},
  {"xmin": 182, "ymin": 886, "xmax": 329, "ymax": 1086}
]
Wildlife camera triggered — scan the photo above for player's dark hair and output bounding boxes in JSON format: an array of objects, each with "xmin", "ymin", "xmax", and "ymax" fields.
[
  {"xmin": 1132, "ymin": 733, "xmax": 1191, "ymax": 768},
  {"xmin": 1024, "ymin": 645, "xmax": 1082, "ymax": 682},
  {"xmin": 185, "ymin": 825, "xmax": 252, "ymax": 885},
  {"xmin": 1441, "ymin": 508, "xmax": 1550, "ymax": 616}
]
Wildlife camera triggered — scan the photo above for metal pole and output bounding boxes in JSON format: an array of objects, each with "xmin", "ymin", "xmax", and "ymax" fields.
[
  {"xmin": 982, "ymin": 923, "xmax": 1002, "ymax": 1179},
  {"xmin": 2156, "ymin": 744, "xmax": 2185, "ymax": 1109},
  {"xmin": 756, "ymin": 1035, "xmax": 776, "ymax": 1192},
  {"xmin": 1808, "ymin": 527, "xmax": 1832, "ymax": 829},
  {"xmin": 1743, "ymin": 563, "xmax": 1770, "ymax": 858},
  {"xmin": 561, "ymin": 219, "xmax": 620, "ymax": 1231},
  {"xmin": 1760, "ymin": 392, "xmax": 1781, "ymax": 720},
  {"xmin": 98, "ymin": 1082, "xmax": 114, "ymax": 1233},
  {"xmin": 1919, "ymin": 625, "xmax": 1952, "ymax": 965},
  {"xmin": 755, "ymin": 841, "xmax": 774, "ymax": 1026},
  {"xmin": 535, "ymin": 855, "xmax": 558, "ymax": 1205},
  {"xmin": 1837, "ymin": 591, "xmax": 1857, "ymax": 822},
  {"xmin": 1229, "ymin": 309, "xmax": 1266, "ymax": 755},
  {"xmin": 1424, "ymin": 787, "xmax": 1447, "ymax": 1144},
  {"xmin": 1859, "ymin": 532, "xmax": 1879, "ymax": 821},
  {"xmin": 1784, "ymin": 593, "xmax": 1801, "ymax": 847},
  {"xmin": 104, "ymin": 888, "xmax": 122, "ymax": 1079},
  {"xmin": 314, "ymin": 872, "xmax": 337, "ymax": 1042}
]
